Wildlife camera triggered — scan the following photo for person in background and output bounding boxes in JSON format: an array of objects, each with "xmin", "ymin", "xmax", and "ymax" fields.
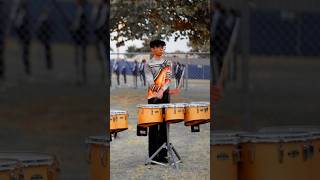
[
  {"xmin": 132, "ymin": 59, "xmax": 139, "ymax": 88},
  {"xmin": 14, "ymin": 0, "xmax": 31, "ymax": 76},
  {"xmin": 139, "ymin": 59, "xmax": 146, "ymax": 87},
  {"xmin": 112, "ymin": 60, "xmax": 120, "ymax": 86},
  {"xmin": 120, "ymin": 59, "xmax": 127, "ymax": 85},
  {"xmin": 71, "ymin": 0, "xmax": 88, "ymax": 85},
  {"xmin": 36, "ymin": 9, "xmax": 53, "ymax": 70},
  {"xmin": 91, "ymin": 0, "xmax": 108, "ymax": 83}
]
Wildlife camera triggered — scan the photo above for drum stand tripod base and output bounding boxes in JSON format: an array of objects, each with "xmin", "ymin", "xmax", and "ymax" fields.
[{"xmin": 145, "ymin": 124, "xmax": 182, "ymax": 169}]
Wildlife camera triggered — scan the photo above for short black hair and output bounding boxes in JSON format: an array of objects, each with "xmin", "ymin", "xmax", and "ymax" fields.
[{"xmin": 150, "ymin": 40, "xmax": 166, "ymax": 48}]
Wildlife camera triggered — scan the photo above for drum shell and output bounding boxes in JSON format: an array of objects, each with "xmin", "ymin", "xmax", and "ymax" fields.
[
  {"xmin": 88, "ymin": 143, "xmax": 109, "ymax": 180},
  {"xmin": 115, "ymin": 113, "xmax": 128, "ymax": 132},
  {"xmin": 239, "ymin": 140, "xmax": 308, "ymax": 180},
  {"xmin": 164, "ymin": 106, "xmax": 185, "ymax": 123},
  {"xmin": 211, "ymin": 144, "xmax": 239, "ymax": 180},
  {"xmin": 184, "ymin": 105, "xmax": 210, "ymax": 126},
  {"xmin": 0, "ymin": 159, "xmax": 20, "ymax": 180},
  {"xmin": 110, "ymin": 114, "xmax": 117, "ymax": 133},
  {"xmin": 0, "ymin": 153, "xmax": 59, "ymax": 180},
  {"xmin": 138, "ymin": 107, "xmax": 163, "ymax": 127}
]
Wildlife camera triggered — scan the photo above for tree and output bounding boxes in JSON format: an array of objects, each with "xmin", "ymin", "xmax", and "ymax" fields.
[{"xmin": 110, "ymin": 0, "xmax": 210, "ymax": 52}]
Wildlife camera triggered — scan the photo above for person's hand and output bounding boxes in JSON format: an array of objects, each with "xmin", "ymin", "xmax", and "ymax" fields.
[
  {"xmin": 156, "ymin": 89, "xmax": 164, "ymax": 99},
  {"xmin": 211, "ymin": 84, "xmax": 223, "ymax": 104},
  {"xmin": 169, "ymin": 88, "xmax": 181, "ymax": 95}
]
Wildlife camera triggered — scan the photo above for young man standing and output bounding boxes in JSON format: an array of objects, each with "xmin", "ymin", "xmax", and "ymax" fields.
[{"xmin": 144, "ymin": 39, "xmax": 180, "ymax": 163}]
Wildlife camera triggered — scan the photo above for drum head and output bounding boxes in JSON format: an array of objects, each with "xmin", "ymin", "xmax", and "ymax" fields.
[
  {"xmin": 187, "ymin": 103, "xmax": 208, "ymax": 107},
  {"xmin": 211, "ymin": 131, "xmax": 244, "ymax": 145},
  {"xmin": 111, "ymin": 110, "xmax": 127, "ymax": 114},
  {"xmin": 240, "ymin": 132, "xmax": 311, "ymax": 143},
  {"xmin": 0, "ymin": 152, "xmax": 55, "ymax": 167},
  {"xmin": 192, "ymin": 101, "xmax": 210, "ymax": 105},
  {"xmin": 137, "ymin": 104, "xmax": 163, "ymax": 108},
  {"xmin": 86, "ymin": 136, "xmax": 110, "ymax": 145},
  {"xmin": 0, "ymin": 159, "xmax": 19, "ymax": 171}
]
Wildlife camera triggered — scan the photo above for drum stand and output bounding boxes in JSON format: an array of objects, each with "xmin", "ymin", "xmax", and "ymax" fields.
[{"xmin": 145, "ymin": 123, "xmax": 182, "ymax": 169}]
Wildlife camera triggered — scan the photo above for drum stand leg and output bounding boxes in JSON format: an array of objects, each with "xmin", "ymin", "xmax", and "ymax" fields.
[{"xmin": 145, "ymin": 123, "xmax": 182, "ymax": 169}]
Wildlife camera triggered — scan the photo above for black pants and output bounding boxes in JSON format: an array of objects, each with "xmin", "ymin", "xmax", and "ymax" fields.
[
  {"xmin": 148, "ymin": 89, "xmax": 170, "ymax": 163},
  {"xmin": 42, "ymin": 41, "xmax": 52, "ymax": 70}
]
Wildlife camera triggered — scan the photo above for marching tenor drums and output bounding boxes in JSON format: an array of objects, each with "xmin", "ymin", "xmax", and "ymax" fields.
[
  {"xmin": 163, "ymin": 103, "xmax": 187, "ymax": 124},
  {"xmin": 239, "ymin": 132, "xmax": 310, "ymax": 180},
  {"xmin": 211, "ymin": 131, "xmax": 242, "ymax": 180},
  {"xmin": 0, "ymin": 152, "xmax": 59, "ymax": 180},
  {"xmin": 258, "ymin": 126, "xmax": 320, "ymax": 180},
  {"xmin": 137, "ymin": 104, "xmax": 163, "ymax": 127},
  {"xmin": 0, "ymin": 159, "xmax": 21, "ymax": 180},
  {"xmin": 110, "ymin": 110, "xmax": 128, "ymax": 133},
  {"xmin": 184, "ymin": 102, "xmax": 210, "ymax": 126},
  {"xmin": 86, "ymin": 136, "xmax": 109, "ymax": 180}
]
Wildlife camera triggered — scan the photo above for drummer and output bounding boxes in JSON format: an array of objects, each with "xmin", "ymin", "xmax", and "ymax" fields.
[{"xmin": 143, "ymin": 39, "xmax": 180, "ymax": 163}]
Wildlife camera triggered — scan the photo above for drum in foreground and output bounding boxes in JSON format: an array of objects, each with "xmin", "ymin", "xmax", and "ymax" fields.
[
  {"xmin": 239, "ymin": 132, "xmax": 310, "ymax": 180},
  {"xmin": 211, "ymin": 131, "xmax": 241, "ymax": 180},
  {"xmin": 0, "ymin": 152, "xmax": 59, "ymax": 180},
  {"xmin": 184, "ymin": 102, "xmax": 210, "ymax": 126},
  {"xmin": 86, "ymin": 136, "xmax": 109, "ymax": 180},
  {"xmin": 163, "ymin": 103, "xmax": 186, "ymax": 124},
  {"xmin": 0, "ymin": 159, "xmax": 21, "ymax": 180},
  {"xmin": 259, "ymin": 126, "xmax": 320, "ymax": 180},
  {"xmin": 137, "ymin": 104, "xmax": 163, "ymax": 128}
]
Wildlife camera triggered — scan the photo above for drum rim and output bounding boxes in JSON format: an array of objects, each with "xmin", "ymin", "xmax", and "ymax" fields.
[
  {"xmin": 239, "ymin": 132, "xmax": 311, "ymax": 143},
  {"xmin": 110, "ymin": 110, "xmax": 127, "ymax": 114},
  {"xmin": 0, "ymin": 158, "xmax": 19, "ymax": 170},
  {"xmin": 162, "ymin": 103, "xmax": 187, "ymax": 107},
  {"xmin": 0, "ymin": 152, "xmax": 55, "ymax": 166},
  {"xmin": 186, "ymin": 103, "xmax": 209, "ymax": 107},
  {"xmin": 137, "ymin": 104, "xmax": 164, "ymax": 108}
]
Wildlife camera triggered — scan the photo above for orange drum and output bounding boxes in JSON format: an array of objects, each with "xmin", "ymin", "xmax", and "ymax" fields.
[
  {"xmin": 239, "ymin": 132, "xmax": 310, "ymax": 180},
  {"xmin": 259, "ymin": 126, "xmax": 320, "ymax": 180},
  {"xmin": 0, "ymin": 159, "xmax": 21, "ymax": 180},
  {"xmin": 137, "ymin": 104, "xmax": 163, "ymax": 128},
  {"xmin": 86, "ymin": 136, "xmax": 109, "ymax": 180},
  {"xmin": 0, "ymin": 152, "xmax": 60, "ymax": 180},
  {"xmin": 184, "ymin": 102, "xmax": 210, "ymax": 126},
  {"xmin": 163, "ymin": 103, "xmax": 187, "ymax": 124},
  {"xmin": 211, "ymin": 131, "xmax": 242, "ymax": 180},
  {"xmin": 110, "ymin": 110, "xmax": 128, "ymax": 133},
  {"xmin": 110, "ymin": 111, "xmax": 117, "ymax": 133}
]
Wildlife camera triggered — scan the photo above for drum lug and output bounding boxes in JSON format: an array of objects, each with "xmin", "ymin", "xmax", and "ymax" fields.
[
  {"xmin": 86, "ymin": 144, "xmax": 92, "ymax": 164},
  {"xmin": 232, "ymin": 148, "xmax": 241, "ymax": 164},
  {"xmin": 99, "ymin": 146, "xmax": 108, "ymax": 167},
  {"xmin": 249, "ymin": 144, "xmax": 255, "ymax": 163},
  {"xmin": 278, "ymin": 143, "xmax": 284, "ymax": 164},
  {"xmin": 303, "ymin": 144, "xmax": 314, "ymax": 161}
]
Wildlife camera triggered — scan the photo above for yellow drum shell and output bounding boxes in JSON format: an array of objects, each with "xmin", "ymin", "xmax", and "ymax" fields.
[
  {"xmin": 239, "ymin": 133, "xmax": 310, "ymax": 180},
  {"xmin": 110, "ymin": 110, "xmax": 128, "ymax": 133},
  {"xmin": 86, "ymin": 136, "xmax": 109, "ymax": 180},
  {"xmin": 0, "ymin": 152, "xmax": 59, "ymax": 180},
  {"xmin": 211, "ymin": 132, "xmax": 241, "ymax": 180},
  {"xmin": 185, "ymin": 104, "xmax": 210, "ymax": 126},
  {"xmin": 211, "ymin": 144, "xmax": 239, "ymax": 180},
  {"xmin": 0, "ymin": 159, "xmax": 21, "ymax": 180},
  {"xmin": 164, "ymin": 105, "xmax": 185, "ymax": 124},
  {"xmin": 137, "ymin": 105, "xmax": 163, "ymax": 128},
  {"xmin": 110, "ymin": 114, "xmax": 117, "ymax": 133}
]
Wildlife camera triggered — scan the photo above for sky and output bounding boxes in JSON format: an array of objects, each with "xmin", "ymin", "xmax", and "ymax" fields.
[{"xmin": 110, "ymin": 36, "xmax": 192, "ymax": 53}]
